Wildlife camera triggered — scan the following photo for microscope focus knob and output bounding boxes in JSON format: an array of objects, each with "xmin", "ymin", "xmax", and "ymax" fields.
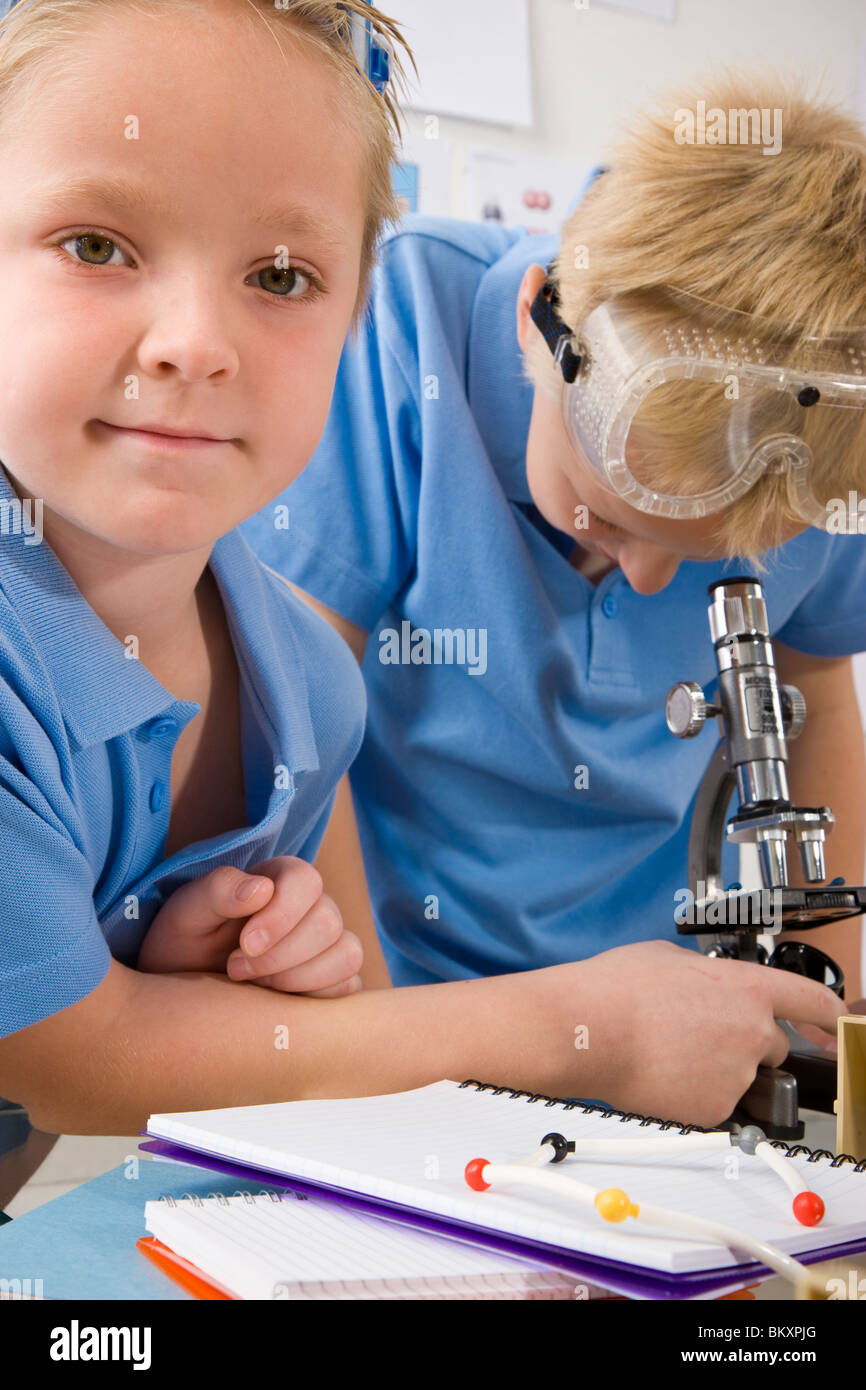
[
  {"xmin": 779, "ymin": 684, "xmax": 807, "ymax": 740},
  {"xmin": 665, "ymin": 681, "xmax": 709, "ymax": 738}
]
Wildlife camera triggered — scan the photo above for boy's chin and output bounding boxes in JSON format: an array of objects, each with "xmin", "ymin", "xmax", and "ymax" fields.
[{"xmin": 68, "ymin": 505, "xmax": 231, "ymax": 558}]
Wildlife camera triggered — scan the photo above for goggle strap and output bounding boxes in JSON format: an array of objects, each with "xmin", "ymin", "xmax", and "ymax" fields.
[
  {"xmin": 530, "ymin": 269, "xmax": 582, "ymax": 383},
  {"xmin": 556, "ymin": 336, "xmax": 582, "ymax": 385}
]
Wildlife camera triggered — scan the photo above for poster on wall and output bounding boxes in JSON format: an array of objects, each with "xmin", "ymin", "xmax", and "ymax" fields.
[{"xmin": 464, "ymin": 146, "xmax": 592, "ymax": 234}]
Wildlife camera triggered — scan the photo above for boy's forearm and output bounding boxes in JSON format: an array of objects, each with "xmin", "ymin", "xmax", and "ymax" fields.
[{"xmin": 42, "ymin": 961, "xmax": 582, "ymax": 1137}]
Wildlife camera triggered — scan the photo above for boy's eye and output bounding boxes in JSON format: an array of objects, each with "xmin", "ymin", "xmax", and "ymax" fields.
[
  {"xmin": 252, "ymin": 262, "xmax": 318, "ymax": 300},
  {"xmin": 56, "ymin": 231, "xmax": 129, "ymax": 267},
  {"xmin": 588, "ymin": 509, "xmax": 624, "ymax": 535},
  {"xmin": 51, "ymin": 231, "xmax": 322, "ymax": 302}
]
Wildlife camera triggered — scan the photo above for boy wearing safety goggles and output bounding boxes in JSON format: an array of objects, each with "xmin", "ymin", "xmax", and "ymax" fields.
[{"xmin": 241, "ymin": 77, "xmax": 866, "ymax": 1120}]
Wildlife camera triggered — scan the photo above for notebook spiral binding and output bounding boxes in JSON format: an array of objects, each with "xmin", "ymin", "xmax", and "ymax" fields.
[
  {"xmin": 157, "ymin": 1190, "xmax": 306, "ymax": 1206},
  {"xmin": 154, "ymin": 1079, "xmax": 866, "ymax": 1205},
  {"xmin": 457, "ymin": 1079, "xmax": 866, "ymax": 1172}
]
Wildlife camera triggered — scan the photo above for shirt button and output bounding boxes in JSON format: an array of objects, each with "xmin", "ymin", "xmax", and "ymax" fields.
[
  {"xmin": 601, "ymin": 594, "xmax": 618, "ymax": 618},
  {"xmin": 139, "ymin": 717, "xmax": 179, "ymax": 742},
  {"xmin": 149, "ymin": 780, "xmax": 167, "ymax": 813}
]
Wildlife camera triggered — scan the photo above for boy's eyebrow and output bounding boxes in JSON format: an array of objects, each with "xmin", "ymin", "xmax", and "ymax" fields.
[{"xmin": 29, "ymin": 175, "xmax": 349, "ymax": 248}]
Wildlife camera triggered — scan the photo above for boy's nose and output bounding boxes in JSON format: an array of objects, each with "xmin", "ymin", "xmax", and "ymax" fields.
[
  {"xmin": 136, "ymin": 289, "xmax": 241, "ymax": 383},
  {"xmin": 617, "ymin": 542, "xmax": 682, "ymax": 595}
]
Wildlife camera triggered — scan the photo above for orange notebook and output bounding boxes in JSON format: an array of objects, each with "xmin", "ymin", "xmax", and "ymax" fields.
[
  {"xmin": 136, "ymin": 1233, "xmax": 756, "ymax": 1301},
  {"xmin": 137, "ymin": 1236, "xmax": 235, "ymax": 1300}
]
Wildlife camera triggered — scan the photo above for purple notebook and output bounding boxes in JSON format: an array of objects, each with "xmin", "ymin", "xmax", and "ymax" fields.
[{"xmin": 139, "ymin": 1078, "xmax": 866, "ymax": 1301}]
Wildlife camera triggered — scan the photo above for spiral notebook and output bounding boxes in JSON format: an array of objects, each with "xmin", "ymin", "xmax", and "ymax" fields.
[
  {"xmin": 140, "ymin": 1078, "xmax": 866, "ymax": 1301},
  {"xmin": 139, "ymin": 1189, "xmax": 606, "ymax": 1300}
]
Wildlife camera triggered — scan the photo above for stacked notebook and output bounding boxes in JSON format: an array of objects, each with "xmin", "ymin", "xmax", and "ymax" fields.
[
  {"xmin": 139, "ymin": 1078, "xmax": 866, "ymax": 1300},
  {"xmin": 138, "ymin": 1191, "xmax": 611, "ymax": 1300}
]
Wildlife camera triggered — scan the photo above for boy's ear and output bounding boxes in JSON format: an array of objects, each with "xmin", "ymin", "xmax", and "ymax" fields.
[{"xmin": 516, "ymin": 264, "xmax": 550, "ymax": 351}]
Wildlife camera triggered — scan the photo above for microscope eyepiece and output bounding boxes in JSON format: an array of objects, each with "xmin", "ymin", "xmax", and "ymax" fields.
[
  {"xmin": 707, "ymin": 576, "xmax": 759, "ymax": 593},
  {"xmin": 708, "ymin": 581, "xmax": 769, "ymax": 646}
]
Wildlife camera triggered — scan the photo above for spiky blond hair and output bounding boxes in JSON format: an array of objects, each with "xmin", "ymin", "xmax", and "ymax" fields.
[{"xmin": 523, "ymin": 69, "xmax": 866, "ymax": 563}]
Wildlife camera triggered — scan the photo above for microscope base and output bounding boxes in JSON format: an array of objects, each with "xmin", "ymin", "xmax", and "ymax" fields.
[
  {"xmin": 724, "ymin": 1064, "xmax": 805, "ymax": 1141},
  {"xmin": 718, "ymin": 1050, "xmax": 837, "ymax": 1139},
  {"xmin": 781, "ymin": 1049, "xmax": 837, "ymax": 1116}
]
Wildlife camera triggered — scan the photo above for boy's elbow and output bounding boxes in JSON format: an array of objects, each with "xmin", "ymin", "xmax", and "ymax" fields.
[
  {"xmin": 26, "ymin": 1073, "xmax": 147, "ymax": 1138},
  {"xmin": 0, "ymin": 958, "xmax": 142, "ymax": 1136}
]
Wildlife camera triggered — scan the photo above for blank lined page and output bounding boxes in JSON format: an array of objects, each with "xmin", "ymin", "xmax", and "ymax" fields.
[
  {"xmin": 147, "ymin": 1080, "xmax": 866, "ymax": 1275},
  {"xmin": 145, "ymin": 1191, "xmax": 581, "ymax": 1300}
]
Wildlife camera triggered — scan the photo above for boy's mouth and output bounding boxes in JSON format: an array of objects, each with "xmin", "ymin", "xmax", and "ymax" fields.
[{"xmin": 97, "ymin": 420, "xmax": 234, "ymax": 450}]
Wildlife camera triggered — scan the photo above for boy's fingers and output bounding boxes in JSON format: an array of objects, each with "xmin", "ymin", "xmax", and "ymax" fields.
[
  {"xmin": 760, "ymin": 1022, "xmax": 795, "ymax": 1070},
  {"xmin": 765, "ymin": 969, "xmax": 847, "ymax": 1035},
  {"xmin": 296, "ymin": 975, "xmax": 363, "ymax": 999},
  {"xmin": 244, "ymin": 857, "xmax": 324, "ymax": 932},
  {"xmin": 237, "ymin": 930, "xmax": 364, "ymax": 994},
  {"xmin": 789, "ymin": 1022, "xmax": 838, "ymax": 1053},
  {"xmin": 234, "ymin": 893, "xmax": 344, "ymax": 974},
  {"xmin": 154, "ymin": 866, "xmax": 274, "ymax": 936}
]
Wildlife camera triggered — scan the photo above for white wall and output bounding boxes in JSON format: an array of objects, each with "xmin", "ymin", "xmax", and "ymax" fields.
[{"xmin": 398, "ymin": 0, "xmax": 866, "ymax": 217}]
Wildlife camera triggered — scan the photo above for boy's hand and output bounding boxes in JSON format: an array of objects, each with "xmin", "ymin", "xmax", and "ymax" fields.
[
  {"xmin": 576, "ymin": 939, "xmax": 847, "ymax": 1129},
  {"xmin": 137, "ymin": 859, "xmax": 363, "ymax": 997}
]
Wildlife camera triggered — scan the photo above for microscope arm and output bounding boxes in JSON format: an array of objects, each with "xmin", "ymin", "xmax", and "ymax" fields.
[{"xmin": 685, "ymin": 740, "xmax": 763, "ymax": 961}]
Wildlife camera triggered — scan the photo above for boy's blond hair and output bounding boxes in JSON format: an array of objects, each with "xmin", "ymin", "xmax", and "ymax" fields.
[
  {"xmin": 0, "ymin": 0, "xmax": 416, "ymax": 338},
  {"xmin": 523, "ymin": 70, "xmax": 866, "ymax": 564}
]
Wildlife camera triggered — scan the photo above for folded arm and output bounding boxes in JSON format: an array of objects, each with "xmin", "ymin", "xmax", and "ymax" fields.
[{"xmin": 0, "ymin": 952, "xmax": 567, "ymax": 1137}]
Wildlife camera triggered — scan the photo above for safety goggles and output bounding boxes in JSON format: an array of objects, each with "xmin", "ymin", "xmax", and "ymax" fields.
[{"xmin": 530, "ymin": 270, "xmax": 866, "ymax": 525}]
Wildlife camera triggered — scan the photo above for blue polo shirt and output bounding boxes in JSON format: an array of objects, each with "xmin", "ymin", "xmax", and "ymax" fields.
[
  {"xmin": 0, "ymin": 463, "xmax": 365, "ymax": 1039},
  {"xmin": 239, "ymin": 213, "xmax": 866, "ymax": 988}
]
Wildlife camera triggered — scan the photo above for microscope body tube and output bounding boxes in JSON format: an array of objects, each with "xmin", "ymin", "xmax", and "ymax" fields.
[
  {"xmin": 709, "ymin": 582, "xmax": 792, "ymax": 890},
  {"xmin": 709, "ymin": 583, "xmax": 790, "ymax": 810},
  {"xmin": 707, "ymin": 580, "xmax": 832, "ymax": 889},
  {"xmin": 713, "ymin": 633, "xmax": 790, "ymax": 809}
]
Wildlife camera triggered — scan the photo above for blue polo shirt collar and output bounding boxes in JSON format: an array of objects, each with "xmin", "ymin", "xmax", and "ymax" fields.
[
  {"xmin": 209, "ymin": 532, "xmax": 320, "ymax": 779},
  {"xmin": 0, "ymin": 464, "xmax": 319, "ymax": 777},
  {"xmin": 467, "ymin": 231, "xmax": 558, "ymax": 506}
]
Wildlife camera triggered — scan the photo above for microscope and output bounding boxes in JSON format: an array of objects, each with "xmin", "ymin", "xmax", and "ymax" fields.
[{"xmin": 666, "ymin": 577, "xmax": 866, "ymax": 1139}]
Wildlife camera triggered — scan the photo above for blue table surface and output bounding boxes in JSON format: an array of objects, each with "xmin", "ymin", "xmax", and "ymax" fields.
[{"xmin": 0, "ymin": 1156, "xmax": 288, "ymax": 1299}]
